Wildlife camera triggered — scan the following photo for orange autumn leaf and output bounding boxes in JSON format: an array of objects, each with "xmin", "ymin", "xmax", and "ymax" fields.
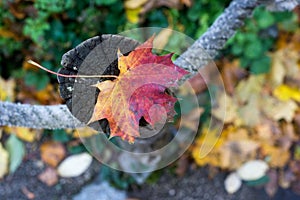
[
  {"xmin": 40, "ymin": 141, "xmax": 66, "ymax": 167},
  {"xmin": 88, "ymin": 37, "xmax": 189, "ymax": 143},
  {"xmin": 261, "ymin": 144, "xmax": 290, "ymax": 168}
]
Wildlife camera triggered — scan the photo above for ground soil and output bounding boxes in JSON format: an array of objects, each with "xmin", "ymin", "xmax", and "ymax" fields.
[
  {"xmin": 0, "ymin": 141, "xmax": 101, "ymax": 200},
  {"xmin": 1, "ymin": 141, "xmax": 300, "ymax": 200}
]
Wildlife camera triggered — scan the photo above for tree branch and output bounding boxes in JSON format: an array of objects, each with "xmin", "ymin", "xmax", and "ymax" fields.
[
  {"xmin": 0, "ymin": 0, "xmax": 299, "ymax": 129},
  {"xmin": 0, "ymin": 102, "xmax": 84, "ymax": 129}
]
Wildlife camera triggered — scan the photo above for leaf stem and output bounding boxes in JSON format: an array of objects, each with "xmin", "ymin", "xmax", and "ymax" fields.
[{"xmin": 28, "ymin": 60, "xmax": 118, "ymax": 79}]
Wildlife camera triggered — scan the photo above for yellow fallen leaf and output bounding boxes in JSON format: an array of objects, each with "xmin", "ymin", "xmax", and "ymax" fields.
[
  {"xmin": 281, "ymin": 49, "xmax": 299, "ymax": 80},
  {"xmin": 219, "ymin": 127, "xmax": 259, "ymax": 169},
  {"xmin": 273, "ymin": 84, "xmax": 300, "ymax": 102},
  {"xmin": 192, "ymin": 145, "xmax": 220, "ymax": 167},
  {"xmin": 262, "ymin": 97, "xmax": 297, "ymax": 122},
  {"xmin": 125, "ymin": 7, "xmax": 142, "ymax": 23},
  {"xmin": 261, "ymin": 144, "xmax": 290, "ymax": 168},
  {"xmin": 236, "ymin": 75, "xmax": 265, "ymax": 103},
  {"xmin": 0, "ymin": 143, "xmax": 9, "ymax": 178},
  {"xmin": 272, "ymin": 101, "xmax": 297, "ymax": 122},
  {"xmin": 220, "ymin": 140, "xmax": 259, "ymax": 170},
  {"xmin": 192, "ymin": 128, "xmax": 225, "ymax": 167},
  {"xmin": 0, "ymin": 77, "xmax": 15, "ymax": 101},
  {"xmin": 227, "ymin": 127, "xmax": 249, "ymax": 140},
  {"xmin": 5, "ymin": 127, "xmax": 36, "ymax": 142},
  {"xmin": 73, "ymin": 127, "xmax": 98, "ymax": 138},
  {"xmin": 269, "ymin": 50, "xmax": 286, "ymax": 87}
]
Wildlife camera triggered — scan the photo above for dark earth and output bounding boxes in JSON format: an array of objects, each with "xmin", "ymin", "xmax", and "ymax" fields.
[
  {"xmin": 1, "ymin": 141, "xmax": 300, "ymax": 200},
  {"xmin": 0, "ymin": 141, "xmax": 101, "ymax": 200}
]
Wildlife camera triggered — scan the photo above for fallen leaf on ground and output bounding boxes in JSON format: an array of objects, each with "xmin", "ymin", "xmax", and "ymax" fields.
[
  {"xmin": 254, "ymin": 121, "xmax": 278, "ymax": 144},
  {"xmin": 181, "ymin": 108, "xmax": 204, "ymax": 130},
  {"xmin": 88, "ymin": 37, "xmax": 188, "ymax": 143},
  {"xmin": 235, "ymin": 75, "xmax": 265, "ymax": 103},
  {"xmin": 237, "ymin": 160, "xmax": 269, "ymax": 181},
  {"xmin": 5, "ymin": 127, "xmax": 37, "ymax": 142},
  {"xmin": 219, "ymin": 128, "xmax": 259, "ymax": 169},
  {"xmin": 125, "ymin": 7, "xmax": 142, "ymax": 23},
  {"xmin": 0, "ymin": 77, "xmax": 15, "ymax": 101},
  {"xmin": 212, "ymin": 93, "xmax": 238, "ymax": 123},
  {"xmin": 57, "ymin": 153, "xmax": 92, "ymax": 178},
  {"xmin": 5, "ymin": 134, "xmax": 25, "ymax": 173},
  {"xmin": 73, "ymin": 127, "xmax": 98, "ymax": 138},
  {"xmin": 269, "ymin": 50, "xmax": 286, "ymax": 87},
  {"xmin": 262, "ymin": 97, "xmax": 297, "ymax": 122},
  {"xmin": 0, "ymin": 143, "xmax": 9, "ymax": 178},
  {"xmin": 224, "ymin": 172, "xmax": 242, "ymax": 194},
  {"xmin": 192, "ymin": 127, "xmax": 226, "ymax": 167},
  {"xmin": 21, "ymin": 187, "xmax": 35, "ymax": 199},
  {"xmin": 261, "ymin": 144, "xmax": 290, "ymax": 168},
  {"xmin": 273, "ymin": 84, "xmax": 300, "ymax": 102},
  {"xmin": 38, "ymin": 167, "xmax": 58, "ymax": 186},
  {"xmin": 221, "ymin": 59, "xmax": 247, "ymax": 95},
  {"xmin": 238, "ymin": 94, "xmax": 261, "ymax": 126},
  {"xmin": 220, "ymin": 139, "xmax": 259, "ymax": 170},
  {"xmin": 40, "ymin": 141, "xmax": 66, "ymax": 167}
]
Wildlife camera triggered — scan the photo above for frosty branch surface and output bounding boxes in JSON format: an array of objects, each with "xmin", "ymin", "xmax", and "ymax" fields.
[{"xmin": 0, "ymin": 102, "xmax": 84, "ymax": 129}]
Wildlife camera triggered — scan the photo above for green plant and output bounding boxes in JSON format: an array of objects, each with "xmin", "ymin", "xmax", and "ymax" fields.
[{"xmin": 225, "ymin": 6, "xmax": 297, "ymax": 74}]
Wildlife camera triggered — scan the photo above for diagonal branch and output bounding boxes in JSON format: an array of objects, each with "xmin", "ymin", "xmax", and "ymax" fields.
[{"xmin": 0, "ymin": 0, "xmax": 299, "ymax": 129}]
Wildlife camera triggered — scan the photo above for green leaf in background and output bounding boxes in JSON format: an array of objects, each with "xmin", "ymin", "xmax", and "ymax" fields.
[
  {"xmin": 52, "ymin": 129, "xmax": 71, "ymax": 142},
  {"xmin": 67, "ymin": 144, "xmax": 86, "ymax": 154},
  {"xmin": 5, "ymin": 134, "xmax": 25, "ymax": 173},
  {"xmin": 254, "ymin": 7, "xmax": 275, "ymax": 29},
  {"xmin": 231, "ymin": 43, "xmax": 243, "ymax": 56},
  {"xmin": 250, "ymin": 55, "xmax": 271, "ymax": 74},
  {"xmin": 245, "ymin": 175, "xmax": 270, "ymax": 186},
  {"xmin": 187, "ymin": 2, "xmax": 202, "ymax": 21},
  {"xmin": 95, "ymin": 0, "xmax": 118, "ymax": 6},
  {"xmin": 100, "ymin": 166, "xmax": 135, "ymax": 189},
  {"xmin": 35, "ymin": 0, "xmax": 74, "ymax": 13},
  {"xmin": 23, "ymin": 12, "xmax": 50, "ymax": 44},
  {"xmin": 244, "ymin": 40, "xmax": 263, "ymax": 59},
  {"xmin": 24, "ymin": 71, "xmax": 50, "ymax": 91}
]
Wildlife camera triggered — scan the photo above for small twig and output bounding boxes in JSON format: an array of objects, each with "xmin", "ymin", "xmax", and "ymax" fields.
[{"xmin": 28, "ymin": 60, "xmax": 119, "ymax": 79}]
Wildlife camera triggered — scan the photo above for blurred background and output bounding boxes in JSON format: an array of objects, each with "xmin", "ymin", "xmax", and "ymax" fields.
[{"xmin": 0, "ymin": 0, "xmax": 300, "ymax": 199}]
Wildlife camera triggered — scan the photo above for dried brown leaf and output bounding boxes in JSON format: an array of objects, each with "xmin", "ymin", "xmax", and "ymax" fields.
[{"xmin": 38, "ymin": 167, "xmax": 58, "ymax": 186}]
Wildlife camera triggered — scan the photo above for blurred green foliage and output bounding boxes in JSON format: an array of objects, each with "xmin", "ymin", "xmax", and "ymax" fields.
[
  {"xmin": 1, "ymin": 0, "xmax": 295, "ymax": 88},
  {"xmin": 226, "ymin": 6, "xmax": 297, "ymax": 74}
]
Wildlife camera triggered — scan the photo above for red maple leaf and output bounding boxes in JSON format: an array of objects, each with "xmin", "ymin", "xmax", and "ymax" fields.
[{"xmin": 88, "ymin": 36, "xmax": 189, "ymax": 143}]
